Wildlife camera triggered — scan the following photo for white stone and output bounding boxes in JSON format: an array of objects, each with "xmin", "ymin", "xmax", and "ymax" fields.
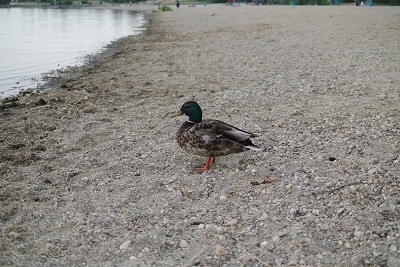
[
  {"xmin": 226, "ymin": 219, "xmax": 238, "ymax": 226},
  {"xmin": 179, "ymin": 240, "xmax": 188, "ymax": 248},
  {"xmin": 119, "ymin": 240, "xmax": 131, "ymax": 250},
  {"xmin": 219, "ymin": 195, "xmax": 227, "ymax": 200}
]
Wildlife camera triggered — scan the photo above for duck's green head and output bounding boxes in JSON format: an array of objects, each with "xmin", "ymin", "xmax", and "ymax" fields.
[{"xmin": 171, "ymin": 101, "xmax": 203, "ymax": 123}]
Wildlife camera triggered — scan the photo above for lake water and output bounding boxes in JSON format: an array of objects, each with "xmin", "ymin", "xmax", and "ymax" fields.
[{"xmin": 0, "ymin": 7, "xmax": 145, "ymax": 98}]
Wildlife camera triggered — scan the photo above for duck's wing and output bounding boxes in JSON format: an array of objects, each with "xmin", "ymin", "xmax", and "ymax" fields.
[
  {"xmin": 193, "ymin": 120, "xmax": 260, "ymax": 149},
  {"xmin": 199, "ymin": 119, "xmax": 256, "ymax": 140}
]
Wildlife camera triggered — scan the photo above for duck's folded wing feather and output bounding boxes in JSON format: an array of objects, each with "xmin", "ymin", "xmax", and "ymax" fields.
[{"xmin": 198, "ymin": 120, "xmax": 256, "ymax": 142}]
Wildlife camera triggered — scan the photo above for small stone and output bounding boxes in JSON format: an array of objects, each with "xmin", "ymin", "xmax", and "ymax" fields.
[
  {"xmin": 344, "ymin": 242, "xmax": 351, "ymax": 248},
  {"xmin": 272, "ymin": 236, "xmax": 280, "ymax": 242},
  {"xmin": 337, "ymin": 208, "xmax": 345, "ymax": 215},
  {"xmin": 387, "ymin": 257, "xmax": 400, "ymax": 267},
  {"xmin": 226, "ymin": 219, "xmax": 238, "ymax": 226},
  {"xmin": 371, "ymin": 159, "xmax": 379, "ymax": 165},
  {"xmin": 219, "ymin": 195, "xmax": 227, "ymax": 201},
  {"xmin": 179, "ymin": 240, "xmax": 188, "ymax": 248},
  {"xmin": 355, "ymin": 131, "xmax": 364, "ymax": 137},
  {"xmin": 354, "ymin": 229, "xmax": 364, "ymax": 239},
  {"xmin": 278, "ymin": 231, "xmax": 288, "ymax": 237},
  {"xmin": 312, "ymin": 209, "xmax": 320, "ymax": 215},
  {"xmin": 198, "ymin": 224, "xmax": 205, "ymax": 229},
  {"xmin": 215, "ymin": 245, "xmax": 224, "ymax": 254},
  {"xmin": 387, "ymin": 235, "xmax": 395, "ymax": 242},
  {"xmin": 288, "ymin": 260, "xmax": 297, "ymax": 266},
  {"xmin": 134, "ymin": 172, "xmax": 140, "ymax": 176},
  {"xmin": 261, "ymin": 241, "xmax": 268, "ymax": 246},
  {"xmin": 368, "ymin": 168, "xmax": 378, "ymax": 175},
  {"xmin": 8, "ymin": 231, "xmax": 20, "ymax": 238},
  {"xmin": 119, "ymin": 240, "xmax": 131, "ymax": 250},
  {"xmin": 275, "ymin": 257, "xmax": 284, "ymax": 266},
  {"xmin": 389, "ymin": 245, "xmax": 397, "ymax": 252}
]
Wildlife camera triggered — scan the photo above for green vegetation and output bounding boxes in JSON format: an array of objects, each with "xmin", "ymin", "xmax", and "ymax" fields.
[
  {"xmin": 161, "ymin": 5, "xmax": 172, "ymax": 10},
  {"xmin": 0, "ymin": 0, "xmax": 11, "ymax": 5}
]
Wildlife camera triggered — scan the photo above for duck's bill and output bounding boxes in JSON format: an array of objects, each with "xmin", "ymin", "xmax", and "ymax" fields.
[{"xmin": 170, "ymin": 111, "xmax": 183, "ymax": 118}]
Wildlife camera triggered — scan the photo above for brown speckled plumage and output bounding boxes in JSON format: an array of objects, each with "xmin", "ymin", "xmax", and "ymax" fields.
[
  {"xmin": 177, "ymin": 119, "xmax": 256, "ymax": 157},
  {"xmin": 171, "ymin": 101, "xmax": 260, "ymax": 172}
]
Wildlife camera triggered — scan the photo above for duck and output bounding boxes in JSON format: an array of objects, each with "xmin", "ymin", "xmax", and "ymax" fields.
[{"xmin": 171, "ymin": 101, "xmax": 261, "ymax": 172}]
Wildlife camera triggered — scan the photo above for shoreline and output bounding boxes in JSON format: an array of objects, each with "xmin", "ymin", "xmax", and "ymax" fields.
[
  {"xmin": 1, "ymin": 5, "xmax": 400, "ymax": 266},
  {"xmin": 0, "ymin": 5, "xmax": 152, "ymax": 102}
]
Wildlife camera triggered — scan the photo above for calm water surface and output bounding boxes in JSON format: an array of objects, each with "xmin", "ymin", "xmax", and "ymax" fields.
[{"xmin": 0, "ymin": 7, "xmax": 145, "ymax": 97}]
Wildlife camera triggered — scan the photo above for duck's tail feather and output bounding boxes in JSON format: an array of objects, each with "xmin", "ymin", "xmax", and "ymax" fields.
[{"xmin": 242, "ymin": 139, "xmax": 262, "ymax": 151}]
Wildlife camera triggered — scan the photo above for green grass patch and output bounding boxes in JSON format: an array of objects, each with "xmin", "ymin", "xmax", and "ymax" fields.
[{"xmin": 161, "ymin": 5, "xmax": 173, "ymax": 11}]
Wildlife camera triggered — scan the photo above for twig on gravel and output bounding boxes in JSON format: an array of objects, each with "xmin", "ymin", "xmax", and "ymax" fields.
[
  {"xmin": 179, "ymin": 186, "xmax": 190, "ymax": 201},
  {"xmin": 184, "ymin": 246, "xmax": 209, "ymax": 267},
  {"xmin": 242, "ymin": 249, "xmax": 272, "ymax": 267},
  {"xmin": 250, "ymin": 178, "xmax": 275, "ymax": 186},
  {"xmin": 342, "ymin": 168, "xmax": 352, "ymax": 175},
  {"xmin": 328, "ymin": 181, "xmax": 363, "ymax": 193}
]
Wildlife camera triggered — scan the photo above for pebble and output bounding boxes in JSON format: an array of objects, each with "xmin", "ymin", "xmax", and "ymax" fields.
[
  {"xmin": 337, "ymin": 208, "xmax": 345, "ymax": 215},
  {"xmin": 119, "ymin": 240, "xmax": 131, "ymax": 250},
  {"xmin": 368, "ymin": 168, "xmax": 378, "ymax": 175},
  {"xmin": 226, "ymin": 219, "xmax": 238, "ymax": 226},
  {"xmin": 8, "ymin": 231, "xmax": 20, "ymax": 238},
  {"xmin": 272, "ymin": 236, "xmax": 280, "ymax": 242},
  {"xmin": 354, "ymin": 229, "xmax": 364, "ymax": 239},
  {"xmin": 215, "ymin": 245, "xmax": 224, "ymax": 254},
  {"xmin": 387, "ymin": 235, "xmax": 395, "ymax": 243},
  {"xmin": 219, "ymin": 195, "xmax": 227, "ymax": 201},
  {"xmin": 255, "ymin": 161, "xmax": 263, "ymax": 167},
  {"xmin": 312, "ymin": 209, "xmax": 320, "ymax": 215},
  {"xmin": 387, "ymin": 257, "xmax": 400, "ymax": 267},
  {"xmin": 278, "ymin": 231, "xmax": 288, "ymax": 237},
  {"xmin": 198, "ymin": 224, "xmax": 205, "ymax": 229},
  {"xmin": 389, "ymin": 245, "xmax": 397, "ymax": 252},
  {"xmin": 179, "ymin": 240, "xmax": 188, "ymax": 248},
  {"xmin": 275, "ymin": 257, "xmax": 284, "ymax": 266}
]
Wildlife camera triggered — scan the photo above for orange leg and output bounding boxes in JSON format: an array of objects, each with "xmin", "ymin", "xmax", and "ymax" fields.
[
  {"xmin": 194, "ymin": 156, "xmax": 216, "ymax": 172},
  {"xmin": 211, "ymin": 156, "xmax": 215, "ymax": 163}
]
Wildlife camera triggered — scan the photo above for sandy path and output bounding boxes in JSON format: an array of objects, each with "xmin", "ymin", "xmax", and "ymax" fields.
[{"xmin": 1, "ymin": 4, "xmax": 399, "ymax": 266}]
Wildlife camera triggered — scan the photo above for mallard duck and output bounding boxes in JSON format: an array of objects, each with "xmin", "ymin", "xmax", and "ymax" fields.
[{"xmin": 171, "ymin": 101, "xmax": 261, "ymax": 172}]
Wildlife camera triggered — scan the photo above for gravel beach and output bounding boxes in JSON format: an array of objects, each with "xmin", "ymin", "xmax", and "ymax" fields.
[{"xmin": 1, "ymin": 4, "xmax": 399, "ymax": 266}]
